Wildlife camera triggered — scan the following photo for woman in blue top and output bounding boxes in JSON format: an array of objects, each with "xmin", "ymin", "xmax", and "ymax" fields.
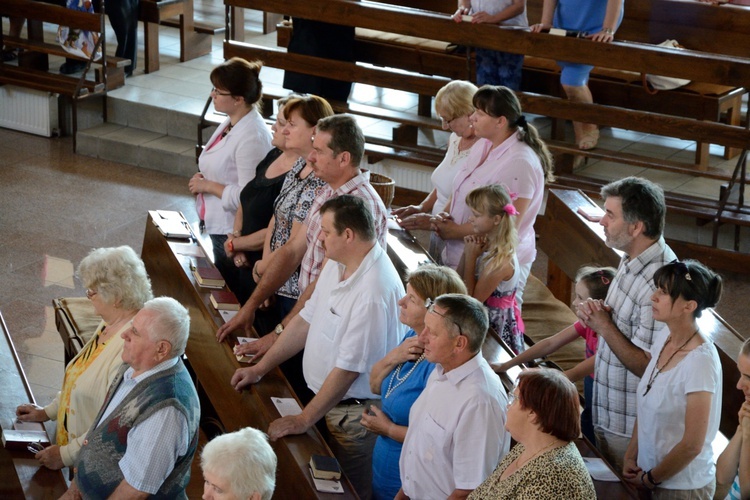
[
  {"xmin": 530, "ymin": 0, "xmax": 624, "ymax": 151},
  {"xmin": 362, "ymin": 264, "xmax": 467, "ymax": 500}
]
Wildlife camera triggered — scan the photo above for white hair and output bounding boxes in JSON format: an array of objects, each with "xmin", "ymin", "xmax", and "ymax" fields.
[
  {"xmin": 77, "ymin": 246, "xmax": 153, "ymax": 309},
  {"xmin": 201, "ymin": 427, "xmax": 277, "ymax": 500},
  {"xmin": 142, "ymin": 297, "xmax": 190, "ymax": 357}
]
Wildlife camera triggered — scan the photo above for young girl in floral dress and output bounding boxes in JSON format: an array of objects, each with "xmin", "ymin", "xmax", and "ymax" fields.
[{"xmin": 459, "ymin": 184, "xmax": 524, "ymax": 353}]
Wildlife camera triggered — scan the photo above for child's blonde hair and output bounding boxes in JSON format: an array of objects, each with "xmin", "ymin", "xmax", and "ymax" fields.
[
  {"xmin": 465, "ymin": 184, "xmax": 518, "ymax": 273},
  {"xmin": 575, "ymin": 266, "xmax": 617, "ymax": 300}
]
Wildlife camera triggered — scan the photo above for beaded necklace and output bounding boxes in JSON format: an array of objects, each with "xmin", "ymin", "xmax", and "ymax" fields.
[
  {"xmin": 385, "ymin": 354, "xmax": 426, "ymax": 398},
  {"xmin": 643, "ymin": 329, "xmax": 699, "ymax": 396}
]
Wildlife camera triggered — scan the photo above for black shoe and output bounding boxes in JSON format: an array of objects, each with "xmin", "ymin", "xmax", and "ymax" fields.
[
  {"xmin": 2, "ymin": 49, "xmax": 18, "ymax": 62},
  {"xmin": 59, "ymin": 61, "xmax": 87, "ymax": 74}
]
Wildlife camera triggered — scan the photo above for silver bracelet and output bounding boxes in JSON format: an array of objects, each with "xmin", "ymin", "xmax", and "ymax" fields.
[{"xmin": 601, "ymin": 27, "xmax": 615, "ymax": 35}]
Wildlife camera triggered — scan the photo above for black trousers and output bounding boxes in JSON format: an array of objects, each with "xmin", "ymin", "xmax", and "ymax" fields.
[{"xmin": 106, "ymin": 0, "xmax": 139, "ymax": 74}]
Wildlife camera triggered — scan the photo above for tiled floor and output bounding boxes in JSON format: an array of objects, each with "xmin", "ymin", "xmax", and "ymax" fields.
[{"xmin": 1, "ymin": 1, "xmax": 748, "ymax": 411}]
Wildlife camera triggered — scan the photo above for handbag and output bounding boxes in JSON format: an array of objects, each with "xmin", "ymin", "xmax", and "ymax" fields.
[
  {"xmin": 642, "ymin": 40, "xmax": 691, "ymax": 94},
  {"xmin": 56, "ymin": 0, "xmax": 102, "ymax": 61}
]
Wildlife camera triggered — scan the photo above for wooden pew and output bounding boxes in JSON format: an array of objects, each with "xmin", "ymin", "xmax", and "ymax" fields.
[
  {"xmin": 537, "ymin": 187, "xmax": 749, "ymax": 438},
  {"xmin": 138, "ymin": 0, "xmax": 214, "ymax": 73},
  {"xmin": 0, "ymin": 0, "xmax": 127, "ymax": 150},
  {"xmin": 139, "ymin": 212, "xmax": 356, "ymax": 498},
  {"xmin": 0, "ymin": 312, "xmax": 68, "ymax": 499},
  {"xmin": 386, "ymin": 222, "xmax": 638, "ymax": 498}
]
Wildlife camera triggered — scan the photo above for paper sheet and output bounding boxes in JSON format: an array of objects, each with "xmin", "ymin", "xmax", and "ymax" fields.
[
  {"xmin": 271, "ymin": 397, "xmax": 303, "ymax": 417},
  {"xmin": 583, "ymin": 457, "xmax": 620, "ymax": 482}
]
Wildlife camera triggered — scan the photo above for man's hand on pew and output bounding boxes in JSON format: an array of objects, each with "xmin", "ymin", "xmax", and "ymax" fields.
[
  {"xmin": 233, "ymin": 334, "xmax": 276, "ymax": 361},
  {"xmin": 268, "ymin": 415, "xmax": 309, "ymax": 441},
  {"xmin": 231, "ymin": 366, "xmax": 264, "ymax": 391},
  {"xmin": 216, "ymin": 303, "xmax": 255, "ymax": 341},
  {"xmin": 35, "ymin": 444, "xmax": 64, "ymax": 470}
]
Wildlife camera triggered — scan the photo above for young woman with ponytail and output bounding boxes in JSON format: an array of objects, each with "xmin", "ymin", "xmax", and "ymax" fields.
[{"xmin": 433, "ymin": 85, "xmax": 553, "ymax": 306}]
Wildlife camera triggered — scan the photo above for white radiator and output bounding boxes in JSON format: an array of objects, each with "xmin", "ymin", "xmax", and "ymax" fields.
[{"xmin": 0, "ymin": 85, "xmax": 59, "ymax": 137}]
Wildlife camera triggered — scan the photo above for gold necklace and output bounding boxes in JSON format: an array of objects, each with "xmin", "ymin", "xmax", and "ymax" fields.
[
  {"xmin": 514, "ymin": 439, "xmax": 559, "ymax": 470},
  {"xmin": 643, "ymin": 329, "xmax": 699, "ymax": 396}
]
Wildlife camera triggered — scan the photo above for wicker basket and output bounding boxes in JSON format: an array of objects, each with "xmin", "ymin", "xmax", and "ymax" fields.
[{"xmin": 369, "ymin": 172, "xmax": 396, "ymax": 209}]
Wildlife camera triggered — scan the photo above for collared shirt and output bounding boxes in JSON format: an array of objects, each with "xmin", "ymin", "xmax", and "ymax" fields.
[
  {"xmin": 442, "ymin": 133, "xmax": 544, "ymax": 269},
  {"xmin": 593, "ymin": 237, "xmax": 676, "ymax": 436},
  {"xmin": 400, "ymin": 354, "xmax": 510, "ymax": 499},
  {"xmin": 299, "ymin": 172, "xmax": 388, "ymax": 293},
  {"xmin": 300, "ymin": 244, "xmax": 405, "ymax": 399},
  {"xmin": 100, "ymin": 357, "xmax": 189, "ymax": 494}
]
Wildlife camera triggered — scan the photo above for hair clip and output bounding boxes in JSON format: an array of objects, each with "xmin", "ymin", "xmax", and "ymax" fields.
[
  {"xmin": 503, "ymin": 204, "xmax": 519, "ymax": 216},
  {"xmin": 671, "ymin": 260, "xmax": 692, "ymax": 281},
  {"xmin": 514, "ymin": 115, "xmax": 527, "ymax": 128},
  {"xmin": 594, "ymin": 270, "xmax": 611, "ymax": 285}
]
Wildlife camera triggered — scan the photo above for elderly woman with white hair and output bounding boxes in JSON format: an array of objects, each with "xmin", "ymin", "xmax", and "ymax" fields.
[
  {"xmin": 201, "ymin": 427, "xmax": 277, "ymax": 500},
  {"xmin": 16, "ymin": 245, "xmax": 152, "ymax": 470}
]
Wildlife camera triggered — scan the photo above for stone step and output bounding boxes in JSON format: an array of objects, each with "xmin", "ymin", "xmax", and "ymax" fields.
[{"xmin": 77, "ymin": 123, "xmax": 197, "ymax": 177}]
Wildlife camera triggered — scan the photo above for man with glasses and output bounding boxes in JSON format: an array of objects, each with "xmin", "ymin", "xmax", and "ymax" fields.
[
  {"xmin": 229, "ymin": 195, "xmax": 403, "ymax": 500},
  {"xmin": 576, "ymin": 176, "xmax": 676, "ymax": 472},
  {"xmin": 397, "ymin": 294, "xmax": 509, "ymax": 500}
]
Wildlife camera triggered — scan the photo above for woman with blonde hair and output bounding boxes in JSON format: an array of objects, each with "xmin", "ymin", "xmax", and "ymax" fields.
[
  {"xmin": 459, "ymin": 184, "xmax": 524, "ymax": 353},
  {"xmin": 434, "ymin": 85, "xmax": 553, "ymax": 307},
  {"xmin": 394, "ymin": 80, "xmax": 480, "ymax": 261},
  {"xmin": 16, "ymin": 246, "xmax": 153, "ymax": 470}
]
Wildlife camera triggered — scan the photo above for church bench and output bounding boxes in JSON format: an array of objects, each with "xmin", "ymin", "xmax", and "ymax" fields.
[
  {"xmin": 272, "ymin": 0, "xmax": 746, "ymax": 168},
  {"xmin": 0, "ymin": 312, "xmax": 68, "ymax": 498},
  {"xmin": 0, "ymin": 0, "xmax": 122, "ymax": 150},
  {"xmin": 138, "ymin": 0, "xmax": 214, "ymax": 73},
  {"xmin": 138, "ymin": 212, "xmax": 358, "ymax": 498}
]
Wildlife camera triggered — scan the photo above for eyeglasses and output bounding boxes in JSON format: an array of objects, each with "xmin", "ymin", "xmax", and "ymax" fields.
[
  {"xmin": 507, "ymin": 390, "xmax": 518, "ymax": 408},
  {"xmin": 86, "ymin": 288, "xmax": 98, "ymax": 299},
  {"xmin": 439, "ymin": 115, "xmax": 459, "ymax": 126},
  {"xmin": 425, "ymin": 298, "xmax": 464, "ymax": 336},
  {"xmin": 211, "ymin": 87, "xmax": 232, "ymax": 96}
]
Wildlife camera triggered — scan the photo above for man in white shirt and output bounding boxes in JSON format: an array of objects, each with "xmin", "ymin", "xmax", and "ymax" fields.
[
  {"xmin": 61, "ymin": 297, "xmax": 200, "ymax": 499},
  {"xmin": 398, "ymin": 294, "xmax": 509, "ymax": 500},
  {"xmin": 230, "ymin": 195, "xmax": 404, "ymax": 499}
]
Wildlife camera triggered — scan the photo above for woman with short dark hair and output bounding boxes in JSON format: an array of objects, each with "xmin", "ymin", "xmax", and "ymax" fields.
[
  {"xmin": 623, "ymin": 259, "xmax": 723, "ymax": 498},
  {"xmin": 469, "ymin": 369, "xmax": 595, "ymax": 499},
  {"xmin": 189, "ymin": 57, "xmax": 272, "ymax": 292}
]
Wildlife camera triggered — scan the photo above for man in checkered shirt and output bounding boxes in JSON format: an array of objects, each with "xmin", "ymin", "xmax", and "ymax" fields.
[
  {"xmin": 216, "ymin": 114, "xmax": 388, "ymax": 352},
  {"xmin": 577, "ymin": 177, "xmax": 676, "ymax": 472}
]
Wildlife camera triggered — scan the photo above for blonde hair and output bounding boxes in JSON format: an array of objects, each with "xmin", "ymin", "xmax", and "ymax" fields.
[
  {"xmin": 465, "ymin": 184, "xmax": 518, "ymax": 273},
  {"xmin": 435, "ymin": 80, "xmax": 478, "ymax": 121}
]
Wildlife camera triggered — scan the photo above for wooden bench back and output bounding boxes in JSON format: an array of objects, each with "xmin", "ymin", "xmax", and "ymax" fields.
[
  {"xmin": 0, "ymin": 0, "xmax": 102, "ymax": 33},
  {"xmin": 526, "ymin": 0, "xmax": 750, "ymax": 59}
]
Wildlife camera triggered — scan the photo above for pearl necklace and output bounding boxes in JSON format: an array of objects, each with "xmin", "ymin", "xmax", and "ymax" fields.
[{"xmin": 385, "ymin": 354, "xmax": 425, "ymax": 398}]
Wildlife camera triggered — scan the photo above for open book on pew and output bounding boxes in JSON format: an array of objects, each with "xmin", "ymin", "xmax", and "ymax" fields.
[
  {"xmin": 2, "ymin": 420, "xmax": 50, "ymax": 452},
  {"xmin": 149, "ymin": 210, "xmax": 192, "ymax": 240}
]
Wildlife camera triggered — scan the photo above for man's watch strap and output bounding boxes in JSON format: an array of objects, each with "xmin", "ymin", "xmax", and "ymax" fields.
[{"xmin": 274, "ymin": 323, "xmax": 284, "ymax": 335}]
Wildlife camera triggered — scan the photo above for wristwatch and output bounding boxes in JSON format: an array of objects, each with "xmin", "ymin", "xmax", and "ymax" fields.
[{"xmin": 274, "ymin": 323, "xmax": 284, "ymax": 336}]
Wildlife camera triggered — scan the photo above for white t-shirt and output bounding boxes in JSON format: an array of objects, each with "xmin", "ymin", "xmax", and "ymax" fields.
[
  {"xmin": 636, "ymin": 328, "xmax": 722, "ymax": 490},
  {"xmin": 300, "ymin": 244, "xmax": 405, "ymax": 399},
  {"xmin": 400, "ymin": 354, "xmax": 510, "ymax": 498},
  {"xmin": 471, "ymin": 0, "xmax": 528, "ymax": 27}
]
